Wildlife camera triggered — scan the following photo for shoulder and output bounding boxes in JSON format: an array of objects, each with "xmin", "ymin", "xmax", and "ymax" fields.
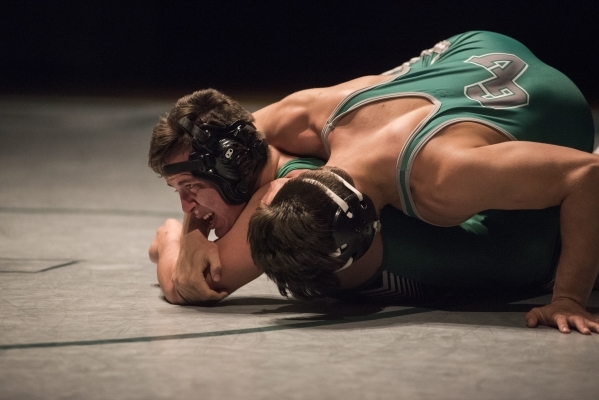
[
  {"xmin": 252, "ymin": 89, "xmax": 335, "ymax": 159},
  {"xmin": 259, "ymin": 178, "xmax": 291, "ymax": 207},
  {"xmin": 410, "ymin": 121, "xmax": 513, "ymax": 225},
  {"xmin": 255, "ymin": 75, "xmax": 391, "ymax": 129}
]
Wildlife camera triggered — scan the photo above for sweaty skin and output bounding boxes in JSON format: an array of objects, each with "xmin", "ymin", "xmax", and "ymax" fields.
[
  {"xmin": 151, "ymin": 80, "xmax": 599, "ymax": 334},
  {"xmin": 150, "ymin": 145, "xmax": 306, "ymax": 304},
  {"xmin": 165, "ymin": 151, "xmax": 246, "ymax": 239},
  {"xmin": 150, "ymin": 37, "xmax": 599, "ymax": 333},
  {"xmin": 260, "ymin": 83, "xmax": 599, "ymax": 334}
]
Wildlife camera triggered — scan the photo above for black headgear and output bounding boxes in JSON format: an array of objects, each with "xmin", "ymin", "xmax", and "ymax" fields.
[
  {"xmin": 302, "ymin": 175, "xmax": 381, "ymax": 272},
  {"xmin": 162, "ymin": 117, "xmax": 268, "ymax": 204}
]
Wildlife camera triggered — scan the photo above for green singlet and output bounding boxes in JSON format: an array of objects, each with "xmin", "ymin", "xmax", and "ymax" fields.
[
  {"xmin": 319, "ymin": 31, "xmax": 594, "ymax": 301},
  {"xmin": 276, "ymin": 158, "xmax": 325, "ymax": 179}
]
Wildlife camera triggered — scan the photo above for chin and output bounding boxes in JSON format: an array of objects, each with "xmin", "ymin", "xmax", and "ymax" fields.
[{"xmin": 214, "ymin": 225, "xmax": 230, "ymax": 238}]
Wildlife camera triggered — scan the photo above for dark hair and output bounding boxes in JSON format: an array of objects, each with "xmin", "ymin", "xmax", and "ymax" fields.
[
  {"xmin": 248, "ymin": 167, "xmax": 355, "ymax": 299},
  {"xmin": 148, "ymin": 88, "xmax": 262, "ymax": 176}
]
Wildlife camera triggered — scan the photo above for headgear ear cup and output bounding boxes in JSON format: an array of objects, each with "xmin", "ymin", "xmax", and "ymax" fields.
[
  {"xmin": 302, "ymin": 176, "xmax": 381, "ymax": 272},
  {"xmin": 162, "ymin": 118, "xmax": 268, "ymax": 204}
]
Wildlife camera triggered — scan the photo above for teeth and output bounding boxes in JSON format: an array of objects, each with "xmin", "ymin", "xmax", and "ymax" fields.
[{"xmin": 202, "ymin": 212, "xmax": 214, "ymax": 221}]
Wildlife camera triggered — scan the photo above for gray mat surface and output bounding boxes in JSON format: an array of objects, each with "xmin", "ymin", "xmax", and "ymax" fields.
[{"xmin": 1, "ymin": 96, "xmax": 598, "ymax": 400}]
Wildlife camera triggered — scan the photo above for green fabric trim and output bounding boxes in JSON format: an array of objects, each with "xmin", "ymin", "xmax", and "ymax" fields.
[{"xmin": 276, "ymin": 158, "xmax": 325, "ymax": 178}]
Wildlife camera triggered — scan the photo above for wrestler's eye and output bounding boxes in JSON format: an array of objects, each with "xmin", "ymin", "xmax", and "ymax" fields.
[{"xmin": 185, "ymin": 184, "xmax": 199, "ymax": 194}]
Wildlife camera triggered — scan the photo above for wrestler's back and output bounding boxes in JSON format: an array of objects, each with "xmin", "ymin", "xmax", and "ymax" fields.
[
  {"xmin": 254, "ymin": 75, "xmax": 437, "ymax": 212},
  {"xmin": 253, "ymin": 75, "xmax": 434, "ymax": 163}
]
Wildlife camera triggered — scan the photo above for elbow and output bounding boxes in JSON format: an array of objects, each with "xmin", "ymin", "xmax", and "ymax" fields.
[
  {"xmin": 589, "ymin": 157, "xmax": 599, "ymax": 178},
  {"xmin": 156, "ymin": 266, "xmax": 186, "ymax": 305},
  {"xmin": 582, "ymin": 158, "xmax": 599, "ymax": 195},
  {"xmin": 162, "ymin": 284, "xmax": 187, "ymax": 305},
  {"xmin": 415, "ymin": 172, "xmax": 465, "ymax": 217},
  {"xmin": 568, "ymin": 157, "xmax": 599, "ymax": 206}
]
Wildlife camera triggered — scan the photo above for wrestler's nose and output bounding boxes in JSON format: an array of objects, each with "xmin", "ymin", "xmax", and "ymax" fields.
[{"xmin": 179, "ymin": 192, "xmax": 197, "ymax": 214}]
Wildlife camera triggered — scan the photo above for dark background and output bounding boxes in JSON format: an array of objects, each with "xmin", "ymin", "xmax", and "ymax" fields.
[{"xmin": 1, "ymin": 0, "xmax": 598, "ymax": 101}]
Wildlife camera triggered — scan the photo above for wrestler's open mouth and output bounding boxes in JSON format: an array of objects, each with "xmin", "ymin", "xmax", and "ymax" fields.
[{"xmin": 202, "ymin": 212, "xmax": 215, "ymax": 223}]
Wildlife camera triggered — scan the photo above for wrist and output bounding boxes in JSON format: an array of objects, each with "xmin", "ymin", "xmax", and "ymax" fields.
[
  {"xmin": 184, "ymin": 213, "xmax": 210, "ymax": 236},
  {"xmin": 181, "ymin": 227, "xmax": 211, "ymax": 248},
  {"xmin": 154, "ymin": 235, "xmax": 181, "ymax": 264},
  {"xmin": 551, "ymin": 295, "xmax": 585, "ymax": 308}
]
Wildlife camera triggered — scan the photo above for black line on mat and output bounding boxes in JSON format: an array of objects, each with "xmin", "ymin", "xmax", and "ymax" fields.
[
  {"xmin": 0, "ymin": 307, "xmax": 430, "ymax": 351},
  {"xmin": 0, "ymin": 260, "xmax": 80, "ymax": 274},
  {"xmin": 0, "ymin": 207, "xmax": 177, "ymax": 218}
]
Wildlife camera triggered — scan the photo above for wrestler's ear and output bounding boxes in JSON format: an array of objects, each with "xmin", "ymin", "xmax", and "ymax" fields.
[{"xmin": 261, "ymin": 178, "xmax": 290, "ymax": 206}]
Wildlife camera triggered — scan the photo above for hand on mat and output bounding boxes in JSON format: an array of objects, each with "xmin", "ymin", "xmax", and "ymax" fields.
[
  {"xmin": 525, "ymin": 298, "xmax": 599, "ymax": 334},
  {"xmin": 172, "ymin": 226, "xmax": 228, "ymax": 304}
]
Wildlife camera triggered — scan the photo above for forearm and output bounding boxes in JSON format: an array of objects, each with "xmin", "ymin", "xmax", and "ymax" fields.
[
  {"xmin": 209, "ymin": 184, "xmax": 285, "ymax": 293},
  {"xmin": 178, "ymin": 213, "xmax": 249, "ymax": 294},
  {"xmin": 440, "ymin": 139, "xmax": 599, "ymax": 305},
  {"xmin": 151, "ymin": 212, "xmax": 254, "ymax": 305},
  {"xmin": 181, "ymin": 211, "xmax": 209, "ymax": 235},
  {"xmin": 445, "ymin": 140, "xmax": 599, "ymax": 333},
  {"xmin": 174, "ymin": 210, "xmax": 259, "ymax": 300},
  {"xmin": 156, "ymin": 234, "xmax": 187, "ymax": 304},
  {"xmin": 552, "ymin": 169, "xmax": 599, "ymax": 306},
  {"xmin": 213, "ymin": 232, "xmax": 263, "ymax": 294}
]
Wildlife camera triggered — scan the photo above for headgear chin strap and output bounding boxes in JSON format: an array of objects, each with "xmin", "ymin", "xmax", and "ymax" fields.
[
  {"xmin": 162, "ymin": 117, "xmax": 268, "ymax": 204},
  {"xmin": 302, "ymin": 174, "xmax": 381, "ymax": 273}
]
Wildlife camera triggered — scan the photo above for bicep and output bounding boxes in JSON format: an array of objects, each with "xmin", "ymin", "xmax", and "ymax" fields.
[
  {"xmin": 253, "ymin": 91, "xmax": 328, "ymax": 158},
  {"xmin": 435, "ymin": 141, "xmax": 595, "ymax": 220}
]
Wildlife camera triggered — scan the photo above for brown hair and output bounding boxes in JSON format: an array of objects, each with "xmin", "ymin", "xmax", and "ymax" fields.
[
  {"xmin": 248, "ymin": 167, "xmax": 355, "ymax": 299},
  {"xmin": 148, "ymin": 88, "xmax": 258, "ymax": 176}
]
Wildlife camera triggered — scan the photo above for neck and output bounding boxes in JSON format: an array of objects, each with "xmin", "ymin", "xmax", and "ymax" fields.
[
  {"xmin": 326, "ymin": 156, "xmax": 394, "ymax": 215},
  {"xmin": 351, "ymin": 174, "xmax": 388, "ymax": 215},
  {"xmin": 254, "ymin": 145, "xmax": 297, "ymax": 190}
]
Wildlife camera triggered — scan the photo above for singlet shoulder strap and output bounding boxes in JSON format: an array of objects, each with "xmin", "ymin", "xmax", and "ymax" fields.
[
  {"xmin": 276, "ymin": 158, "xmax": 325, "ymax": 178},
  {"xmin": 320, "ymin": 74, "xmax": 404, "ymax": 156}
]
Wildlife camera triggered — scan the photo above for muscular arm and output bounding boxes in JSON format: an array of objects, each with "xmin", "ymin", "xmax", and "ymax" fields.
[
  {"xmin": 151, "ymin": 218, "xmax": 186, "ymax": 304},
  {"xmin": 151, "ymin": 184, "xmax": 276, "ymax": 305},
  {"xmin": 206, "ymin": 185, "xmax": 272, "ymax": 294},
  {"xmin": 420, "ymin": 130, "xmax": 599, "ymax": 333},
  {"xmin": 253, "ymin": 89, "xmax": 328, "ymax": 159},
  {"xmin": 252, "ymin": 75, "xmax": 392, "ymax": 159},
  {"xmin": 151, "ymin": 215, "xmax": 226, "ymax": 305}
]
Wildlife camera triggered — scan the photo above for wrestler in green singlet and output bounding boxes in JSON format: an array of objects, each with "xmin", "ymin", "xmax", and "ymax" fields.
[{"xmin": 318, "ymin": 31, "xmax": 594, "ymax": 300}]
